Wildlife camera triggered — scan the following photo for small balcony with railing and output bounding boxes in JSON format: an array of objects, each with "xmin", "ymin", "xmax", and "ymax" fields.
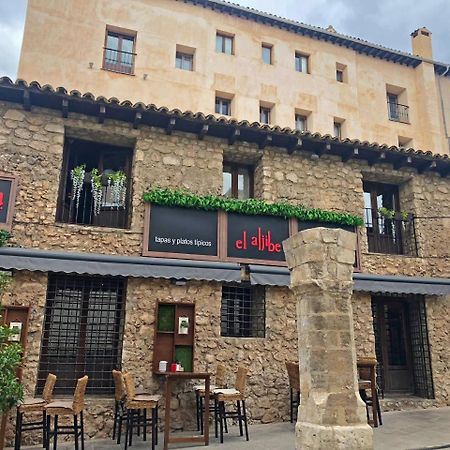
[
  {"xmin": 102, "ymin": 47, "xmax": 136, "ymax": 75},
  {"xmin": 364, "ymin": 208, "xmax": 418, "ymax": 256},
  {"xmin": 387, "ymin": 101, "xmax": 409, "ymax": 124}
]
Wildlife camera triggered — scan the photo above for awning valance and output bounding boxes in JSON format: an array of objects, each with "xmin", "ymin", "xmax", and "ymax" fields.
[{"xmin": 0, "ymin": 248, "xmax": 241, "ymax": 283}]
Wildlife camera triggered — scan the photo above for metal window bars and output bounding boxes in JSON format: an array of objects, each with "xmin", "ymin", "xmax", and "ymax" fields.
[
  {"xmin": 37, "ymin": 274, "xmax": 126, "ymax": 396},
  {"xmin": 387, "ymin": 101, "xmax": 409, "ymax": 123},
  {"xmin": 220, "ymin": 285, "xmax": 265, "ymax": 338}
]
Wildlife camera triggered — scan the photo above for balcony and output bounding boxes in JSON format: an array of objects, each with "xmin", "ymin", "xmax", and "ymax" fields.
[
  {"xmin": 387, "ymin": 101, "xmax": 409, "ymax": 124},
  {"xmin": 364, "ymin": 209, "xmax": 418, "ymax": 256},
  {"xmin": 102, "ymin": 47, "xmax": 136, "ymax": 75}
]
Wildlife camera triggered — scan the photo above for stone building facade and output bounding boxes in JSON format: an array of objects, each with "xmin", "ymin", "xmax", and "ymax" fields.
[{"xmin": 0, "ymin": 79, "xmax": 450, "ymax": 445}]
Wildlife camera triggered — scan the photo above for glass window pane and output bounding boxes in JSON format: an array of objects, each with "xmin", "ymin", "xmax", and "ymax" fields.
[
  {"xmin": 222, "ymin": 171, "xmax": 232, "ymax": 197},
  {"xmin": 216, "ymin": 35, "xmax": 223, "ymax": 52},
  {"xmin": 296, "ymin": 115, "xmax": 306, "ymax": 131},
  {"xmin": 262, "ymin": 46, "xmax": 271, "ymax": 64},
  {"xmin": 107, "ymin": 34, "xmax": 119, "ymax": 50},
  {"xmin": 237, "ymin": 168, "xmax": 250, "ymax": 199},
  {"xmin": 121, "ymin": 37, "xmax": 134, "ymax": 54},
  {"xmin": 176, "ymin": 54, "xmax": 182, "ymax": 69},
  {"xmin": 224, "ymin": 37, "xmax": 233, "ymax": 54}
]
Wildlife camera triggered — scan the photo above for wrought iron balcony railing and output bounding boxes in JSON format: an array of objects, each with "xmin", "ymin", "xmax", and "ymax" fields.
[
  {"xmin": 364, "ymin": 208, "xmax": 418, "ymax": 256},
  {"xmin": 387, "ymin": 101, "xmax": 409, "ymax": 124},
  {"xmin": 102, "ymin": 47, "xmax": 136, "ymax": 75}
]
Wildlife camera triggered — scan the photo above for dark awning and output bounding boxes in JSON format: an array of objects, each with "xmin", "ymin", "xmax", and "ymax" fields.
[
  {"xmin": 249, "ymin": 265, "xmax": 450, "ymax": 296},
  {"xmin": 0, "ymin": 248, "xmax": 241, "ymax": 283},
  {"xmin": 353, "ymin": 273, "xmax": 450, "ymax": 296}
]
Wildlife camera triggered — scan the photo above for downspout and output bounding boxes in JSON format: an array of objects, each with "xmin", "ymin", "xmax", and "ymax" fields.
[{"xmin": 436, "ymin": 64, "xmax": 450, "ymax": 152}]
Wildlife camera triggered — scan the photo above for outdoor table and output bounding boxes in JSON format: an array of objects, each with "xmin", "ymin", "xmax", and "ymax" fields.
[{"xmin": 162, "ymin": 371, "xmax": 211, "ymax": 449}]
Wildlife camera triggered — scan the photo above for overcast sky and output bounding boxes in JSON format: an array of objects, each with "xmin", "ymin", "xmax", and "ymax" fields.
[{"xmin": 0, "ymin": 0, "xmax": 449, "ymax": 80}]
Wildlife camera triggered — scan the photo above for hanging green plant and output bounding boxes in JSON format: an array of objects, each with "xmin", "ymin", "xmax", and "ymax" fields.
[
  {"xmin": 0, "ymin": 231, "xmax": 10, "ymax": 248},
  {"xmin": 378, "ymin": 207, "xmax": 395, "ymax": 220},
  {"xmin": 143, "ymin": 187, "xmax": 364, "ymax": 227},
  {"xmin": 90, "ymin": 168, "xmax": 103, "ymax": 216},
  {"xmin": 70, "ymin": 164, "xmax": 86, "ymax": 210},
  {"xmin": 107, "ymin": 171, "xmax": 127, "ymax": 208}
]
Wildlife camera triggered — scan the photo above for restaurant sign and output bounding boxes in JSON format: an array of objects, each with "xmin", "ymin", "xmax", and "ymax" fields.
[
  {"xmin": 0, "ymin": 175, "xmax": 17, "ymax": 231},
  {"xmin": 144, "ymin": 204, "xmax": 291, "ymax": 264}
]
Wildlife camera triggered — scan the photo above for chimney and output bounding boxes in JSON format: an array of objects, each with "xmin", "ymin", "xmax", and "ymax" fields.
[{"xmin": 411, "ymin": 27, "xmax": 433, "ymax": 59}]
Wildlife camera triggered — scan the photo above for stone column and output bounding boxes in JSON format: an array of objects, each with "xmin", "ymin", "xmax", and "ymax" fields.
[{"xmin": 283, "ymin": 228, "xmax": 373, "ymax": 450}]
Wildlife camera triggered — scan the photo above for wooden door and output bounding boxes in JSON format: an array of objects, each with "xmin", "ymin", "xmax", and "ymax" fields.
[{"xmin": 377, "ymin": 300, "xmax": 413, "ymax": 393}]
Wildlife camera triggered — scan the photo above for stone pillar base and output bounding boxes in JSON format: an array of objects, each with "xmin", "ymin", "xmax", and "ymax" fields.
[{"xmin": 296, "ymin": 422, "xmax": 373, "ymax": 450}]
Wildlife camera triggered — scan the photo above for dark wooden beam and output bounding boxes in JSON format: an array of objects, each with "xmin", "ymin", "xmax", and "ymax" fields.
[
  {"xmin": 61, "ymin": 99, "xmax": 69, "ymax": 118},
  {"xmin": 228, "ymin": 128, "xmax": 240, "ymax": 145},
  {"xmin": 342, "ymin": 147, "xmax": 359, "ymax": 163},
  {"xmin": 259, "ymin": 134, "xmax": 272, "ymax": 150},
  {"xmin": 368, "ymin": 151, "xmax": 386, "ymax": 167},
  {"xmin": 198, "ymin": 124, "xmax": 209, "ymax": 140},
  {"xmin": 418, "ymin": 160, "xmax": 437, "ymax": 174},
  {"xmin": 98, "ymin": 105, "xmax": 106, "ymax": 123},
  {"xmin": 23, "ymin": 90, "xmax": 31, "ymax": 111},
  {"xmin": 166, "ymin": 117, "xmax": 176, "ymax": 135},
  {"xmin": 393, "ymin": 155, "xmax": 413, "ymax": 170},
  {"xmin": 133, "ymin": 111, "xmax": 142, "ymax": 129},
  {"xmin": 287, "ymin": 138, "xmax": 302, "ymax": 155}
]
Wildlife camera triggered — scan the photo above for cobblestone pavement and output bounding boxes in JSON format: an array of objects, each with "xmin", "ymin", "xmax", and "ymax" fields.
[{"xmin": 9, "ymin": 407, "xmax": 450, "ymax": 450}]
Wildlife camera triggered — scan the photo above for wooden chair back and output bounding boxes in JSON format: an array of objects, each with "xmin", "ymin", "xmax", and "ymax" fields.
[
  {"xmin": 123, "ymin": 372, "xmax": 136, "ymax": 400},
  {"xmin": 235, "ymin": 367, "xmax": 248, "ymax": 395},
  {"xmin": 286, "ymin": 362, "xmax": 300, "ymax": 392},
  {"xmin": 112, "ymin": 369, "xmax": 126, "ymax": 401},
  {"xmin": 72, "ymin": 375, "xmax": 89, "ymax": 415},
  {"xmin": 42, "ymin": 373, "xmax": 57, "ymax": 403},
  {"xmin": 215, "ymin": 364, "xmax": 227, "ymax": 387}
]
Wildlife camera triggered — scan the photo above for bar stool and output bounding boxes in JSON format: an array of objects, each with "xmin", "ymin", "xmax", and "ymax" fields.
[
  {"xmin": 357, "ymin": 357, "xmax": 382, "ymax": 427},
  {"xmin": 122, "ymin": 372, "xmax": 161, "ymax": 450},
  {"xmin": 195, "ymin": 364, "xmax": 226, "ymax": 434},
  {"xmin": 45, "ymin": 375, "xmax": 88, "ymax": 450},
  {"xmin": 214, "ymin": 367, "xmax": 249, "ymax": 444},
  {"xmin": 15, "ymin": 373, "xmax": 57, "ymax": 450},
  {"xmin": 285, "ymin": 361, "xmax": 300, "ymax": 423}
]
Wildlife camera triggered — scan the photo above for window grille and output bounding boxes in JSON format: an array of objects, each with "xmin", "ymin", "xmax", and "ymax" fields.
[
  {"xmin": 37, "ymin": 274, "xmax": 126, "ymax": 396},
  {"xmin": 221, "ymin": 285, "xmax": 265, "ymax": 338}
]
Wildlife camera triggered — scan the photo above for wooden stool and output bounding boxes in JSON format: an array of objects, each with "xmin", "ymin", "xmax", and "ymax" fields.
[
  {"xmin": 15, "ymin": 373, "xmax": 57, "ymax": 450},
  {"xmin": 122, "ymin": 372, "xmax": 160, "ymax": 450},
  {"xmin": 45, "ymin": 375, "xmax": 88, "ymax": 450},
  {"xmin": 195, "ymin": 364, "xmax": 226, "ymax": 434},
  {"xmin": 112, "ymin": 369, "xmax": 126, "ymax": 442},
  {"xmin": 214, "ymin": 367, "xmax": 249, "ymax": 444},
  {"xmin": 285, "ymin": 362, "xmax": 300, "ymax": 423},
  {"xmin": 357, "ymin": 357, "xmax": 382, "ymax": 427}
]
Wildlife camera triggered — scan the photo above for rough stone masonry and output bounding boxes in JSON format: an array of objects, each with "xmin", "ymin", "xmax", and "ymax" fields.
[{"xmin": 283, "ymin": 227, "xmax": 373, "ymax": 450}]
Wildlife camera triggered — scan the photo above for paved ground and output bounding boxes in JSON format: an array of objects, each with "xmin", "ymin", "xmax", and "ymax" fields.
[{"xmin": 9, "ymin": 407, "xmax": 450, "ymax": 450}]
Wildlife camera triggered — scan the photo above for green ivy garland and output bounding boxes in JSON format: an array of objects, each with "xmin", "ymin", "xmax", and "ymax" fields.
[{"xmin": 143, "ymin": 187, "xmax": 364, "ymax": 227}]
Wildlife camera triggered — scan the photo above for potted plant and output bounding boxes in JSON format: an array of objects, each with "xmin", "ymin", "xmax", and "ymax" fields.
[
  {"xmin": 90, "ymin": 168, "xmax": 103, "ymax": 216},
  {"xmin": 70, "ymin": 164, "xmax": 86, "ymax": 210},
  {"xmin": 107, "ymin": 171, "xmax": 127, "ymax": 209}
]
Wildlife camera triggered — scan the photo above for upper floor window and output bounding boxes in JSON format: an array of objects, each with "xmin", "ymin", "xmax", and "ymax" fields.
[
  {"xmin": 336, "ymin": 63, "xmax": 347, "ymax": 82},
  {"xmin": 386, "ymin": 85, "xmax": 409, "ymax": 123},
  {"xmin": 36, "ymin": 274, "xmax": 126, "ymax": 395},
  {"xmin": 262, "ymin": 44, "xmax": 272, "ymax": 64},
  {"xmin": 221, "ymin": 285, "xmax": 265, "ymax": 338},
  {"xmin": 176, "ymin": 52, "xmax": 194, "ymax": 71},
  {"xmin": 215, "ymin": 97, "xmax": 231, "ymax": 116},
  {"xmin": 336, "ymin": 70, "xmax": 344, "ymax": 82},
  {"xmin": 260, "ymin": 105, "xmax": 271, "ymax": 124},
  {"xmin": 57, "ymin": 137, "xmax": 132, "ymax": 229},
  {"xmin": 295, "ymin": 114, "xmax": 307, "ymax": 132},
  {"xmin": 103, "ymin": 29, "xmax": 136, "ymax": 75},
  {"xmin": 363, "ymin": 181, "xmax": 417, "ymax": 256},
  {"xmin": 295, "ymin": 52, "xmax": 309, "ymax": 73},
  {"xmin": 223, "ymin": 163, "xmax": 254, "ymax": 199},
  {"xmin": 216, "ymin": 32, "xmax": 234, "ymax": 55},
  {"xmin": 333, "ymin": 121, "xmax": 342, "ymax": 139}
]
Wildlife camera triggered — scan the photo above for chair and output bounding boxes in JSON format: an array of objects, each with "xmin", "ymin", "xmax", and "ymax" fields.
[
  {"xmin": 14, "ymin": 373, "xmax": 57, "ymax": 450},
  {"xmin": 357, "ymin": 357, "xmax": 382, "ymax": 427},
  {"xmin": 112, "ymin": 369, "xmax": 126, "ymax": 442},
  {"xmin": 45, "ymin": 375, "xmax": 88, "ymax": 450},
  {"xmin": 195, "ymin": 364, "xmax": 227, "ymax": 434},
  {"xmin": 122, "ymin": 372, "xmax": 161, "ymax": 450},
  {"xmin": 285, "ymin": 362, "xmax": 300, "ymax": 423},
  {"xmin": 213, "ymin": 367, "xmax": 249, "ymax": 444}
]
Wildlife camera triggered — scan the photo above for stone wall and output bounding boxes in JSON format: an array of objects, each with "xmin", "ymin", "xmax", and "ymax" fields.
[{"xmin": 2, "ymin": 100, "xmax": 450, "ymax": 444}]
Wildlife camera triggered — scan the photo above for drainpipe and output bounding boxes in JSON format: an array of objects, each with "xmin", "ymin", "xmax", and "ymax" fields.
[{"xmin": 437, "ymin": 64, "xmax": 450, "ymax": 152}]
